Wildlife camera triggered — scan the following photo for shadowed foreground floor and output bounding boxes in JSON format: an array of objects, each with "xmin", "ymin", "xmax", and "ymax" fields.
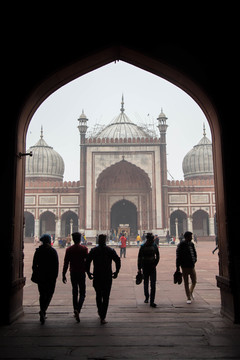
[{"xmin": 1, "ymin": 242, "xmax": 240, "ymax": 359}]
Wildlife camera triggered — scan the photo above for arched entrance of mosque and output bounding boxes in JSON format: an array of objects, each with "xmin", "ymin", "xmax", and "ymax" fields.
[
  {"xmin": 61, "ymin": 210, "xmax": 78, "ymax": 237},
  {"xmin": 39, "ymin": 211, "xmax": 55, "ymax": 239},
  {"xmin": 95, "ymin": 159, "xmax": 152, "ymax": 232},
  {"xmin": 9, "ymin": 45, "xmax": 237, "ymax": 324},
  {"xmin": 111, "ymin": 200, "xmax": 137, "ymax": 236},
  {"xmin": 192, "ymin": 209, "xmax": 209, "ymax": 236},
  {"xmin": 24, "ymin": 211, "xmax": 34, "ymax": 239},
  {"xmin": 170, "ymin": 210, "xmax": 187, "ymax": 237}
]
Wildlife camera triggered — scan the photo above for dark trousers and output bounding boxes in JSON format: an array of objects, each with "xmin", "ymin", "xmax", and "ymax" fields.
[
  {"xmin": 120, "ymin": 247, "xmax": 126, "ymax": 258},
  {"xmin": 94, "ymin": 280, "xmax": 112, "ymax": 320},
  {"xmin": 143, "ymin": 267, "xmax": 156, "ymax": 304},
  {"xmin": 70, "ymin": 272, "xmax": 86, "ymax": 313},
  {"xmin": 38, "ymin": 280, "xmax": 56, "ymax": 314}
]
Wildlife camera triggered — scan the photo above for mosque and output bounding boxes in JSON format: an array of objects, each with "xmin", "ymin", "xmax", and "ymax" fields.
[{"xmin": 24, "ymin": 98, "xmax": 215, "ymax": 242}]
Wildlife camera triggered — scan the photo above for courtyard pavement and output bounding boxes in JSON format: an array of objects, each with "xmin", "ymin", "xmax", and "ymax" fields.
[{"xmin": 1, "ymin": 241, "xmax": 240, "ymax": 359}]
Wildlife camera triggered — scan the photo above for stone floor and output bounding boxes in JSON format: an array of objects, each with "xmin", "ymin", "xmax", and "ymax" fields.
[{"xmin": 1, "ymin": 242, "xmax": 240, "ymax": 359}]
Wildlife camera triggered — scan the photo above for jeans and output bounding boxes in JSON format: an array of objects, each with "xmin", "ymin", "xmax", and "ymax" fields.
[
  {"xmin": 143, "ymin": 267, "xmax": 156, "ymax": 304},
  {"xmin": 120, "ymin": 247, "xmax": 126, "ymax": 258},
  {"xmin": 94, "ymin": 280, "xmax": 112, "ymax": 320},
  {"xmin": 38, "ymin": 280, "xmax": 56, "ymax": 314},
  {"xmin": 70, "ymin": 272, "xmax": 86, "ymax": 312},
  {"xmin": 181, "ymin": 267, "xmax": 197, "ymax": 300}
]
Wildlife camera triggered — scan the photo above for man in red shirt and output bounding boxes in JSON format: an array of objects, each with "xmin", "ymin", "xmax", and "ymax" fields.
[
  {"xmin": 62, "ymin": 232, "xmax": 88, "ymax": 322},
  {"xmin": 120, "ymin": 233, "xmax": 127, "ymax": 258}
]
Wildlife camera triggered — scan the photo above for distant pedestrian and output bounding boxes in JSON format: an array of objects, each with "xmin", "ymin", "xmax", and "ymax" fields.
[
  {"xmin": 179, "ymin": 233, "xmax": 184, "ymax": 242},
  {"xmin": 86, "ymin": 234, "xmax": 121, "ymax": 324},
  {"xmin": 31, "ymin": 234, "xmax": 59, "ymax": 324},
  {"xmin": 136, "ymin": 234, "xmax": 141, "ymax": 246},
  {"xmin": 154, "ymin": 234, "xmax": 159, "ymax": 246},
  {"xmin": 62, "ymin": 232, "xmax": 88, "ymax": 323},
  {"xmin": 194, "ymin": 234, "xmax": 198, "ymax": 244},
  {"xmin": 137, "ymin": 232, "xmax": 160, "ymax": 307},
  {"xmin": 212, "ymin": 235, "xmax": 218, "ymax": 254},
  {"xmin": 141, "ymin": 231, "xmax": 146, "ymax": 244},
  {"xmin": 176, "ymin": 231, "xmax": 197, "ymax": 304},
  {"xmin": 120, "ymin": 234, "xmax": 127, "ymax": 258},
  {"xmin": 166, "ymin": 231, "xmax": 171, "ymax": 244}
]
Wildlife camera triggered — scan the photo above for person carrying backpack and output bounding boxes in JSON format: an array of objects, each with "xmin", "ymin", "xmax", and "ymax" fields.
[{"xmin": 137, "ymin": 232, "xmax": 160, "ymax": 307}]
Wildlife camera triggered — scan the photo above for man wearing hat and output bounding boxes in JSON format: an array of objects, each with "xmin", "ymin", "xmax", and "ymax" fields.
[{"xmin": 31, "ymin": 234, "xmax": 59, "ymax": 324}]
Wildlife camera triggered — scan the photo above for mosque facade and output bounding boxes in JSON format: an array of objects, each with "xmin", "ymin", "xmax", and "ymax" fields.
[{"xmin": 24, "ymin": 99, "xmax": 216, "ymax": 241}]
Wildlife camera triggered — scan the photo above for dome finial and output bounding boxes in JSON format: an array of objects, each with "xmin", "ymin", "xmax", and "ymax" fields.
[
  {"xmin": 40, "ymin": 125, "xmax": 43, "ymax": 139},
  {"xmin": 120, "ymin": 94, "xmax": 125, "ymax": 113},
  {"xmin": 203, "ymin": 123, "xmax": 206, "ymax": 137}
]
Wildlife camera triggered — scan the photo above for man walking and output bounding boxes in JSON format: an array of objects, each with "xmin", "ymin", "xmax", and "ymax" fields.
[
  {"xmin": 137, "ymin": 232, "xmax": 160, "ymax": 307},
  {"xmin": 32, "ymin": 234, "xmax": 59, "ymax": 324},
  {"xmin": 62, "ymin": 232, "xmax": 88, "ymax": 322},
  {"xmin": 120, "ymin": 233, "xmax": 127, "ymax": 258},
  {"xmin": 86, "ymin": 234, "xmax": 121, "ymax": 324},
  {"xmin": 176, "ymin": 231, "xmax": 197, "ymax": 304}
]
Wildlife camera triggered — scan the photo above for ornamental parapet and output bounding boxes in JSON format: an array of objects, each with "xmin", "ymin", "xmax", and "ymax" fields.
[
  {"xmin": 25, "ymin": 179, "xmax": 80, "ymax": 188},
  {"xmin": 85, "ymin": 137, "xmax": 160, "ymax": 144},
  {"xmin": 167, "ymin": 178, "xmax": 214, "ymax": 187}
]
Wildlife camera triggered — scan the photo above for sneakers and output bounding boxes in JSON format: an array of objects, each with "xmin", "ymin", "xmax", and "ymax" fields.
[{"xmin": 187, "ymin": 299, "xmax": 192, "ymax": 304}]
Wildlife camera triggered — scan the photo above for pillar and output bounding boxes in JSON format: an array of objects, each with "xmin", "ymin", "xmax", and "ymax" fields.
[
  {"xmin": 157, "ymin": 109, "xmax": 168, "ymax": 229},
  {"xmin": 209, "ymin": 217, "xmax": 215, "ymax": 236},
  {"xmin": 187, "ymin": 216, "xmax": 193, "ymax": 232},
  {"xmin": 34, "ymin": 218, "xmax": 40, "ymax": 239}
]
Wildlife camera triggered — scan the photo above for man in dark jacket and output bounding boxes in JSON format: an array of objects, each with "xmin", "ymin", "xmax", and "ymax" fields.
[
  {"xmin": 138, "ymin": 232, "xmax": 160, "ymax": 307},
  {"xmin": 32, "ymin": 234, "xmax": 59, "ymax": 324},
  {"xmin": 62, "ymin": 232, "xmax": 88, "ymax": 322},
  {"xmin": 86, "ymin": 234, "xmax": 121, "ymax": 324},
  {"xmin": 176, "ymin": 231, "xmax": 197, "ymax": 304}
]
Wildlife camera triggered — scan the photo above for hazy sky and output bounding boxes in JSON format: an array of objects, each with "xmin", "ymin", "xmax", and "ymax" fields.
[{"xmin": 26, "ymin": 61, "xmax": 211, "ymax": 181}]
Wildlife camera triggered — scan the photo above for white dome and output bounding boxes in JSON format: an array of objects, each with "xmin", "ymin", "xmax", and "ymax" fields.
[
  {"xmin": 182, "ymin": 131, "xmax": 213, "ymax": 180},
  {"xmin": 95, "ymin": 97, "xmax": 150, "ymax": 139},
  {"xmin": 26, "ymin": 130, "xmax": 65, "ymax": 180}
]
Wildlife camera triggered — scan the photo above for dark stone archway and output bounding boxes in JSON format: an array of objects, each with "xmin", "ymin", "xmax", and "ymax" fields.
[
  {"xmin": 111, "ymin": 200, "xmax": 137, "ymax": 236},
  {"xmin": 4, "ymin": 39, "xmax": 239, "ymax": 324}
]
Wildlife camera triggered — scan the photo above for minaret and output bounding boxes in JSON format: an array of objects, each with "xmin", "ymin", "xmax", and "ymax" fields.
[
  {"xmin": 157, "ymin": 109, "xmax": 168, "ymax": 230},
  {"xmin": 78, "ymin": 110, "xmax": 88, "ymax": 231}
]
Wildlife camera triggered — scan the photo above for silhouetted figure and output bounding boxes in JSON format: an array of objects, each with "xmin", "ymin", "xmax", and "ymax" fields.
[
  {"xmin": 62, "ymin": 232, "xmax": 88, "ymax": 323},
  {"xmin": 176, "ymin": 231, "xmax": 197, "ymax": 304},
  {"xmin": 138, "ymin": 232, "xmax": 160, "ymax": 307},
  {"xmin": 212, "ymin": 235, "xmax": 218, "ymax": 254},
  {"xmin": 86, "ymin": 234, "xmax": 121, "ymax": 324},
  {"xmin": 32, "ymin": 234, "xmax": 59, "ymax": 324}
]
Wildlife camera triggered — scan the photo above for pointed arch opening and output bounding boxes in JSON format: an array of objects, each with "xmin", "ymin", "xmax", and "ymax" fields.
[{"xmin": 8, "ymin": 45, "xmax": 234, "ymax": 324}]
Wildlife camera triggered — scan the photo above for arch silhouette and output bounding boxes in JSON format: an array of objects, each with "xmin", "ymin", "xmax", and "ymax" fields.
[{"xmin": 9, "ymin": 45, "xmax": 233, "ymax": 323}]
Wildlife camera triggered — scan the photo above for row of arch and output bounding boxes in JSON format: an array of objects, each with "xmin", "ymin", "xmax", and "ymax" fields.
[
  {"xmin": 170, "ymin": 209, "xmax": 216, "ymax": 237},
  {"xmin": 24, "ymin": 210, "xmax": 79, "ymax": 239},
  {"xmin": 24, "ymin": 206, "xmax": 216, "ymax": 240}
]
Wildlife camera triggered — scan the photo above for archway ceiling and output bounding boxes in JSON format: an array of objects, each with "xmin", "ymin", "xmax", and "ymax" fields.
[{"xmin": 96, "ymin": 159, "xmax": 151, "ymax": 191}]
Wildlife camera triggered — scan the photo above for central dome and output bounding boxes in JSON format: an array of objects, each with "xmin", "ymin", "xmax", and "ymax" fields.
[{"xmin": 95, "ymin": 96, "xmax": 150, "ymax": 139}]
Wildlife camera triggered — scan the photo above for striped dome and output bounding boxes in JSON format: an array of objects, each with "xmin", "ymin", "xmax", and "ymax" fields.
[
  {"xmin": 26, "ymin": 129, "xmax": 64, "ymax": 180},
  {"xmin": 95, "ymin": 96, "xmax": 149, "ymax": 139},
  {"xmin": 182, "ymin": 129, "xmax": 213, "ymax": 180}
]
